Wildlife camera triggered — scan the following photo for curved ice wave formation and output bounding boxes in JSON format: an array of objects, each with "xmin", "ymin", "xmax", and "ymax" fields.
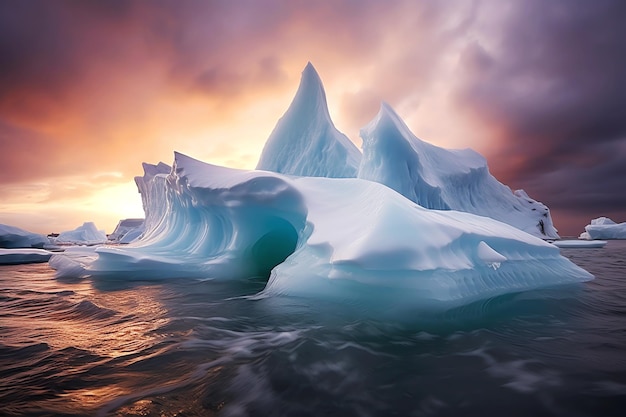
[{"xmin": 51, "ymin": 152, "xmax": 592, "ymax": 308}]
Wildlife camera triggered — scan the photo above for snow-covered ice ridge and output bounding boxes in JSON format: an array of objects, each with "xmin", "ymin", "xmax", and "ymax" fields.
[
  {"xmin": 51, "ymin": 152, "xmax": 592, "ymax": 309},
  {"xmin": 257, "ymin": 63, "xmax": 558, "ymax": 239},
  {"xmin": 580, "ymin": 217, "xmax": 626, "ymax": 240}
]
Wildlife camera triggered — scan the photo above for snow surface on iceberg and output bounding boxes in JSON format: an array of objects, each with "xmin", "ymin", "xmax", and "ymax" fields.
[
  {"xmin": 55, "ymin": 222, "xmax": 108, "ymax": 245},
  {"xmin": 0, "ymin": 224, "xmax": 49, "ymax": 248},
  {"xmin": 256, "ymin": 62, "xmax": 361, "ymax": 178},
  {"xmin": 579, "ymin": 217, "xmax": 626, "ymax": 240},
  {"xmin": 358, "ymin": 103, "xmax": 559, "ymax": 239},
  {"xmin": 51, "ymin": 152, "xmax": 591, "ymax": 309}
]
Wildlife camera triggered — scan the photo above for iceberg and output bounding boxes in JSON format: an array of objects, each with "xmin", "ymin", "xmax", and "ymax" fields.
[
  {"xmin": 256, "ymin": 62, "xmax": 361, "ymax": 178},
  {"xmin": 0, "ymin": 248, "xmax": 53, "ymax": 265},
  {"xmin": 108, "ymin": 218, "xmax": 145, "ymax": 244},
  {"xmin": 55, "ymin": 222, "xmax": 108, "ymax": 246},
  {"xmin": 551, "ymin": 240, "xmax": 606, "ymax": 248},
  {"xmin": 358, "ymin": 103, "xmax": 559, "ymax": 239},
  {"xmin": 51, "ymin": 152, "xmax": 592, "ymax": 309},
  {"xmin": 0, "ymin": 223, "xmax": 49, "ymax": 249},
  {"xmin": 579, "ymin": 217, "xmax": 626, "ymax": 240}
]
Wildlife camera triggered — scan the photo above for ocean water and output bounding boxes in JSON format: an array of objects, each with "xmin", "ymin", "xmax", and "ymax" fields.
[{"xmin": 1, "ymin": 241, "xmax": 625, "ymax": 417}]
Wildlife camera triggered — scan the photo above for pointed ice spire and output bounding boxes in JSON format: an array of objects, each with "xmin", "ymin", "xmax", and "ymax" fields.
[
  {"xmin": 256, "ymin": 62, "xmax": 361, "ymax": 178},
  {"xmin": 358, "ymin": 102, "xmax": 450, "ymax": 209}
]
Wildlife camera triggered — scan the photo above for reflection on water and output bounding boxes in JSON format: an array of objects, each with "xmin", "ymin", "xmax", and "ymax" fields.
[{"xmin": 1, "ymin": 242, "xmax": 626, "ymax": 416}]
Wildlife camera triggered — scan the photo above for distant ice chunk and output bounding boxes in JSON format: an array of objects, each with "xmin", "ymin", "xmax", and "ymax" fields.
[
  {"xmin": 357, "ymin": 103, "xmax": 560, "ymax": 239},
  {"xmin": 55, "ymin": 222, "xmax": 108, "ymax": 246},
  {"xmin": 0, "ymin": 223, "xmax": 49, "ymax": 248},
  {"xmin": 256, "ymin": 62, "xmax": 361, "ymax": 178},
  {"xmin": 552, "ymin": 240, "xmax": 607, "ymax": 248},
  {"xmin": 579, "ymin": 217, "xmax": 626, "ymax": 240},
  {"xmin": 108, "ymin": 218, "xmax": 144, "ymax": 243},
  {"xmin": 0, "ymin": 248, "xmax": 53, "ymax": 265},
  {"xmin": 51, "ymin": 152, "xmax": 592, "ymax": 309}
]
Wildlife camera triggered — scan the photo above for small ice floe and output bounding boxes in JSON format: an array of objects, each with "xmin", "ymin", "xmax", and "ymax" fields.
[
  {"xmin": 0, "ymin": 248, "xmax": 53, "ymax": 265},
  {"xmin": 551, "ymin": 240, "xmax": 607, "ymax": 249}
]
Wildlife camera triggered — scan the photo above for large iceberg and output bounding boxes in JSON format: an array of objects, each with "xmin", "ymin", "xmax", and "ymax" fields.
[
  {"xmin": 0, "ymin": 223, "xmax": 49, "ymax": 248},
  {"xmin": 357, "ymin": 103, "xmax": 559, "ymax": 239},
  {"xmin": 256, "ymin": 62, "xmax": 361, "ymax": 178},
  {"xmin": 55, "ymin": 222, "xmax": 108, "ymax": 246},
  {"xmin": 579, "ymin": 217, "xmax": 626, "ymax": 240},
  {"xmin": 51, "ymin": 152, "xmax": 592, "ymax": 309}
]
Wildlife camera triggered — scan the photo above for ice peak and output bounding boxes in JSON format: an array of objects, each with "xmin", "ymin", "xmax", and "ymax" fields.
[
  {"xmin": 358, "ymin": 102, "xmax": 559, "ymax": 239},
  {"xmin": 359, "ymin": 102, "xmax": 450, "ymax": 210},
  {"xmin": 303, "ymin": 61, "xmax": 318, "ymax": 78},
  {"xmin": 379, "ymin": 101, "xmax": 395, "ymax": 114},
  {"xmin": 290, "ymin": 62, "xmax": 329, "ymax": 120},
  {"xmin": 256, "ymin": 63, "xmax": 361, "ymax": 178},
  {"xmin": 364, "ymin": 102, "xmax": 417, "ymax": 148}
]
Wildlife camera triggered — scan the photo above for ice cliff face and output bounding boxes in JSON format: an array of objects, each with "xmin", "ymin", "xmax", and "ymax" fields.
[
  {"xmin": 358, "ymin": 103, "xmax": 560, "ymax": 239},
  {"xmin": 256, "ymin": 62, "xmax": 361, "ymax": 177},
  {"xmin": 51, "ymin": 152, "xmax": 591, "ymax": 309}
]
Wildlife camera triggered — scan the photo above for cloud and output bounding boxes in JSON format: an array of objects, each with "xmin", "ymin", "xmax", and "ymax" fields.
[
  {"xmin": 449, "ymin": 0, "xmax": 626, "ymax": 231},
  {"xmin": 1, "ymin": 0, "xmax": 625, "ymax": 235}
]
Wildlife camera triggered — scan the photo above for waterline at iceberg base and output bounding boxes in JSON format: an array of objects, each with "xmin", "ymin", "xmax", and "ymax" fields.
[{"xmin": 50, "ymin": 152, "xmax": 592, "ymax": 311}]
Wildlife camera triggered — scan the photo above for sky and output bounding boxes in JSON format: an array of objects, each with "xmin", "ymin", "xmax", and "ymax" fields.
[{"xmin": 1, "ymin": 0, "xmax": 625, "ymax": 236}]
